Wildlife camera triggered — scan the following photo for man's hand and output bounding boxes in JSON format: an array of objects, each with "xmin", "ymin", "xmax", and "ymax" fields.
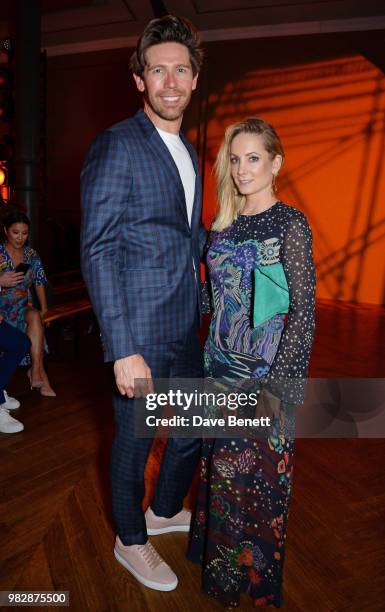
[
  {"xmin": 0, "ymin": 270, "xmax": 25, "ymax": 287},
  {"xmin": 114, "ymin": 354, "xmax": 153, "ymax": 399},
  {"xmin": 255, "ymin": 387, "xmax": 281, "ymax": 421}
]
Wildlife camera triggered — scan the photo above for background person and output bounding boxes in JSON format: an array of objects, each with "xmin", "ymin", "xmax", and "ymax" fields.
[
  {"xmin": 0, "ymin": 271, "xmax": 31, "ymax": 433},
  {"xmin": 0, "ymin": 210, "xmax": 55, "ymax": 397}
]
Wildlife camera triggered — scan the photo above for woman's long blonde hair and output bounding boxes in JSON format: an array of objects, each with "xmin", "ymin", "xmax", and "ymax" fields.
[{"xmin": 212, "ymin": 118, "xmax": 285, "ymax": 232}]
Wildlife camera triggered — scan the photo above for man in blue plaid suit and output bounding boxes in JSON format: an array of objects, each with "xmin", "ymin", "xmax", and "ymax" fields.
[{"xmin": 80, "ymin": 16, "xmax": 206, "ymax": 591}]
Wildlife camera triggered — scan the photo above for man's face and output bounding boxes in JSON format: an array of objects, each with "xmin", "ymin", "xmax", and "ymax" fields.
[{"xmin": 133, "ymin": 42, "xmax": 198, "ymax": 127}]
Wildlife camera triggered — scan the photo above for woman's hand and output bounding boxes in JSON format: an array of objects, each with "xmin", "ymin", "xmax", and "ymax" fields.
[
  {"xmin": 39, "ymin": 308, "xmax": 48, "ymax": 323},
  {"xmin": 0, "ymin": 270, "xmax": 25, "ymax": 287},
  {"xmin": 34, "ymin": 285, "xmax": 49, "ymax": 325}
]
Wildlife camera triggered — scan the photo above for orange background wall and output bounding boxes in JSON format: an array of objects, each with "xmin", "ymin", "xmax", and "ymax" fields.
[{"xmin": 46, "ymin": 31, "xmax": 385, "ymax": 305}]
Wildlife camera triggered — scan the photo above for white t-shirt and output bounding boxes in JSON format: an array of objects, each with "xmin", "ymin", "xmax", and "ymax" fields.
[{"xmin": 156, "ymin": 128, "xmax": 196, "ymax": 227}]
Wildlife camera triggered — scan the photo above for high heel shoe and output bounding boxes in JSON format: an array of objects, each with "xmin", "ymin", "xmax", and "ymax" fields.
[
  {"xmin": 40, "ymin": 386, "xmax": 56, "ymax": 397},
  {"xmin": 27, "ymin": 369, "xmax": 44, "ymax": 390}
]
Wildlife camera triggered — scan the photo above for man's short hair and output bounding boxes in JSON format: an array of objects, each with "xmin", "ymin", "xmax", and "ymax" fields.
[{"xmin": 130, "ymin": 14, "xmax": 203, "ymax": 77}]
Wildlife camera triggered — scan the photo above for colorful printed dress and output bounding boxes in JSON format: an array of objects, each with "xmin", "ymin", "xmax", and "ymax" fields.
[
  {"xmin": 0, "ymin": 243, "xmax": 48, "ymax": 364},
  {"xmin": 187, "ymin": 202, "xmax": 316, "ymax": 608}
]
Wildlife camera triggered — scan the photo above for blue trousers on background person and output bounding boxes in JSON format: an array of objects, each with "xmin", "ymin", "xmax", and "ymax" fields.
[{"xmin": 0, "ymin": 320, "xmax": 31, "ymax": 403}]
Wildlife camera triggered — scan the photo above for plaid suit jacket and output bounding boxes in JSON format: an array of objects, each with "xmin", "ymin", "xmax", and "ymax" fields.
[{"xmin": 80, "ymin": 109, "xmax": 207, "ymax": 362}]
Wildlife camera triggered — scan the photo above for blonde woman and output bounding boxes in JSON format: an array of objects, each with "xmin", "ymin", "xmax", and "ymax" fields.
[{"xmin": 187, "ymin": 118, "xmax": 315, "ymax": 608}]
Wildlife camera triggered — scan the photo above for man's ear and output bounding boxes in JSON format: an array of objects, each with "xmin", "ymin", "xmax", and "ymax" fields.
[
  {"xmin": 192, "ymin": 72, "xmax": 199, "ymax": 91},
  {"xmin": 133, "ymin": 73, "xmax": 145, "ymax": 93}
]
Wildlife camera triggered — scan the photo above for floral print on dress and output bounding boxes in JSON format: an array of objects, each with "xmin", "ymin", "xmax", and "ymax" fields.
[{"xmin": 187, "ymin": 202, "xmax": 315, "ymax": 608}]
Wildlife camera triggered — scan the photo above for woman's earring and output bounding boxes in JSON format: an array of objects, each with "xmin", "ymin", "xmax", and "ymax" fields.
[{"xmin": 272, "ymin": 174, "xmax": 278, "ymax": 194}]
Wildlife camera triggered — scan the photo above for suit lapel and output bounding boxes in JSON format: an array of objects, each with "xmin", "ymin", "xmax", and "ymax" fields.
[
  {"xmin": 136, "ymin": 110, "xmax": 190, "ymax": 227},
  {"xmin": 135, "ymin": 110, "xmax": 202, "ymax": 232}
]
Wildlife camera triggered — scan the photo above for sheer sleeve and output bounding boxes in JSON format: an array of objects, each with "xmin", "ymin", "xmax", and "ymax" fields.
[
  {"xmin": 263, "ymin": 213, "xmax": 316, "ymax": 404},
  {"xmin": 201, "ymin": 280, "xmax": 213, "ymax": 314},
  {"xmin": 200, "ymin": 233, "xmax": 213, "ymax": 314}
]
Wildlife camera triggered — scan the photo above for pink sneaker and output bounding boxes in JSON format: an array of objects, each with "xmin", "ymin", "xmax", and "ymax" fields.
[
  {"xmin": 114, "ymin": 537, "xmax": 178, "ymax": 591},
  {"xmin": 145, "ymin": 507, "xmax": 191, "ymax": 535}
]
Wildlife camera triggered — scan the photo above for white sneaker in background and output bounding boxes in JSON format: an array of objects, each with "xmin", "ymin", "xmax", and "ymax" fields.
[
  {"xmin": 0, "ymin": 408, "xmax": 24, "ymax": 433},
  {"xmin": 1, "ymin": 391, "xmax": 21, "ymax": 410}
]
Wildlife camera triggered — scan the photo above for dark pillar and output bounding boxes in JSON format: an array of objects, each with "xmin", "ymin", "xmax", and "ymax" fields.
[{"xmin": 15, "ymin": 0, "xmax": 41, "ymax": 247}]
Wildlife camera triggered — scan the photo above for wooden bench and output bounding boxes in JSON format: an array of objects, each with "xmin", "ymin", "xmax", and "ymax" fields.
[
  {"xmin": 46, "ymin": 269, "xmax": 91, "ymax": 331},
  {"xmin": 49, "ymin": 269, "xmax": 82, "ymax": 282},
  {"xmin": 51, "ymin": 279, "xmax": 86, "ymax": 297},
  {"xmin": 44, "ymin": 296, "xmax": 93, "ymax": 356},
  {"xmin": 44, "ymin": 298, "xmax": 92, "ymax": 324},
  {"xmin": 48, "ymin": 269, "xmax": 86, "ymax": 301}
]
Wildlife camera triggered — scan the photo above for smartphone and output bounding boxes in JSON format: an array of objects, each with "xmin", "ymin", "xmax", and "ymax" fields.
[{"xmin": 15, "ymin": 262, "xmax": 31, "ymax": 275}]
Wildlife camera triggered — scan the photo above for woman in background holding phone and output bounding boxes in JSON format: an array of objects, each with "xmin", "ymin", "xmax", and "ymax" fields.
[{"xmin": 0, "ymin": 209, "xmax": 55, "ymax": 396}]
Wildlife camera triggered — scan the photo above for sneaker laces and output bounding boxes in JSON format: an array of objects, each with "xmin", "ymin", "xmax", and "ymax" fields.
[{"xmin": 137, "ymin": 541, "xmax": 164, "ymax": 569}]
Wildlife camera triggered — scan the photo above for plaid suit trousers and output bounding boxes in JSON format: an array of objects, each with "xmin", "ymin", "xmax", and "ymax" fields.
[{"xmin": 110, "ymin": 324, "xmax": 203, "ymax": 545}]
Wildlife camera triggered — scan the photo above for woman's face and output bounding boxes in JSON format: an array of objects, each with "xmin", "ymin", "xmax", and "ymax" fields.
[
  {"xmin": 230, "ymin": 132, "xmax": 281, "ymax": 200},
  {"xmin": 4, "ymin": 223, "xmax": 29, "ymax": 249}
]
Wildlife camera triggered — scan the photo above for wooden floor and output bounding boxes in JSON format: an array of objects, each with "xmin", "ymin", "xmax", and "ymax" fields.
[{"xmin": 1, "ymin": 301, "xmax": 385, "ymax": 611}]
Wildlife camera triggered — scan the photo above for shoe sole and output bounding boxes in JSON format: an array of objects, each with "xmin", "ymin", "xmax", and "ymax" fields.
[
  {"xmin": 147, "ymin": 524, "xmax": 190, "ymax": 535},
  {"xmin": 114, "ymin": 548, "xmax": 178, "ymax": 591},
  {"xmin": 0, "ymin": 426, "xmax": 24, "ymax": 433}
]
